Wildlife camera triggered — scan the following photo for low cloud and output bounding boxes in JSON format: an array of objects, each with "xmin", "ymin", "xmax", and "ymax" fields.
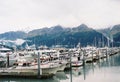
[{"xmin": 0, "ymin": 0, "xmax": 120, "ymax": 33}]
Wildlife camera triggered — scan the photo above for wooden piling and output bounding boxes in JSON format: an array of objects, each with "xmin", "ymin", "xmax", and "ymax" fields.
[
  {"xmin": 37, "ymin": 52, "xmax": 41, "ymax": 78},
  {"xmin": 7, "ymin": 53, "xmax": 9, "ymax": 67}
]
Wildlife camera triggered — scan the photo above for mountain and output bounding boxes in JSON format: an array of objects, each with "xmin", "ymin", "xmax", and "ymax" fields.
[
  {"xmin": 27, "ymin": 25, "xmax": 65, "ymax": 37},
  {"xmin": 0, "ymin": 31, "xmax": 27, "ymax": 48},
  {"xmin": 111, "ymin": 25, "xmax": 120, "ymax": 46},
  {"xmin": 0, "ymin": 31, "xmax": 27, "ymax": 40},
  {"xmin": 1, "ymin": 24, "xmax": 120, "ymax": 48},
  {"xmin": 98, "ymin": 24, "xmax": 120, "ymax": 37},
  {"xmin": 111, "ymin": 24, "xmax": 120, "ymax": 35},
  {"xmin": 97, "ymin": 24, "xmax": 120, "ymax": 47},
  {"xmin": 26, "ymin": 24, "xmax": 107, "ymax": 47},
  {"xmin": 27, "ymin": 27, "xmax": 49, "ymax": 37},
  {"xmin": 113, "ymin": 32, "xmax": 120, "ymax": 46},
  {"xmin": 72, "ymin": 24, "xmax": 93, "ymax": 32},
  {"xmin": 97, "ymin": 28, "xmax": 110, "ymax": 38},
  {"xmin": 49, "ymin": 25, "xmax": 64, "ymax": 34}
]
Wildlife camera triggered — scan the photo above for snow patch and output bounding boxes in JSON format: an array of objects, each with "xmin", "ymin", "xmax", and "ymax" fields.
[{"xmin": 14, "ymin": 39, "xmax": 26, "ymax": 45}]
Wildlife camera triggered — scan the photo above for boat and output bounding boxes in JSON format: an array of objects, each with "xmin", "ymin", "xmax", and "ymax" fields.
[
  {"xmin": 71, "ymin": 60, "xmax": 83, "ymax": 67},
  {"xmin": 1, "ymin": 58, "xmax": 60, "ymax": 77},
  {"xmin": 57, "ymin": 60, "xmax": 67, "ymax": 71},
  {"xmin": 0, "ymin": 47, "xmax": 17, "ymax": 67},
  {"xmin": 71, "ymin": 56, "xmax": 83, "ymax": 67},
  {"xmin": 0, "ymin": 56, "xmax": 5, "ymax": 67}
]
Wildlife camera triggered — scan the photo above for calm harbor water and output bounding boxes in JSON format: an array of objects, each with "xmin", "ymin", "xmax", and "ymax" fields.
[{"xmin": 0, "ymin": 53, "xmax": 120, "ymax": 82}]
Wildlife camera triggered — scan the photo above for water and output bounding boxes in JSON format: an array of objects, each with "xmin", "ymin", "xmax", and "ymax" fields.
[{"xmin": 1, "ymin": 53, "xmax": 120, "ymax": 82}]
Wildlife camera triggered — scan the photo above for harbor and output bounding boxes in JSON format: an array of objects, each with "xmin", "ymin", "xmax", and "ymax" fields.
[
  {"xmin": 0, "ymin": 51, "xmax": 120, "ymax": 82},
  {"xmin": 0, "ymin": 44, "xmax": 120, "ymax": 79},
  {"xmin": 0, "ymin": 0, "xmax": 120, "ymax": 82}
]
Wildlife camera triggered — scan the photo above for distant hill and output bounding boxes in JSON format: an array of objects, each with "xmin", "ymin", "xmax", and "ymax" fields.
[{"xmin": 0, "ymin": 31, "xmax": 27, "ymax": 40}]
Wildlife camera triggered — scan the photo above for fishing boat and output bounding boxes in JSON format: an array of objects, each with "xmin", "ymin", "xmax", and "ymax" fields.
[
  {"xmin": 71, "ymin": 56, "xmax": 83, "ymax": 67},
  {"xmin": 2, "ymin": 58, "xmax": 60, "ymax": 77},
  {"xmin": 0, "ymin": 47, "xmax": 17, "ymax": 67}
]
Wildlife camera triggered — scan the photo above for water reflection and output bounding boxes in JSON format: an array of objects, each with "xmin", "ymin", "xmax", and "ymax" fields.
[
  {"xmin": 0, "ymin": 53, "xmax": 120, "ymax": 82},
  {"xmin": 72, "ymin": 67, "xmax": 82, "ymax": 77},
  {"xmin": 0, "ymin": 77, "xmax": 59, "ymax": 82},
  {"xmin": 56, "ymin": 72, "xmax": 68, "ymax": 80},
  {"xmin": 70, "ymin": 66, "xmax": 72, "ymax": 82},
  {"xmin": 83, "ymin": 63, "xmax": 86, "ymax": 80}
]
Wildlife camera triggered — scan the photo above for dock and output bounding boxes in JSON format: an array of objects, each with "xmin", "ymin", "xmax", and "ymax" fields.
[{"xmin": 0, "ymin": 68, "xmax": 54, "ymax": 79}]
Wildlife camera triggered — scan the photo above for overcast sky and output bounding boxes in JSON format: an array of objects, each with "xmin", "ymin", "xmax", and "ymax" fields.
[{"xmin": 0, "ymin": 0, "xmax": 120, "ymax": 33}]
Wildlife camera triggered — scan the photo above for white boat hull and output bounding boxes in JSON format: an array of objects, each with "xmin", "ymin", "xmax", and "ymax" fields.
[
  {"xmin": 72, "ymin": 61, "xmax": 83, "ymax": 67},
  {"xmin": 57, "ymin": 63, "xmax": 66, "ymax": 72},
  {"xmin": 6, "ymin": 64, "xmax": 59, "ymax": 76}
]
